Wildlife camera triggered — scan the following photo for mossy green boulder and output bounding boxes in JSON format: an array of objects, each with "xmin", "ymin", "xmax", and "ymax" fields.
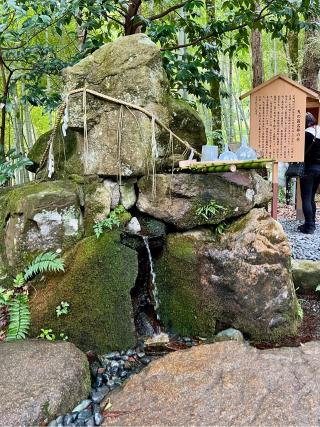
[
  {"xmin": 155, "ymin": 208, "xmax": 299, "ymax": 342},
  {"xmin": 0, "ymin": 181, "xmax": 83, "ymax": 280},
  {"xmin": 29, "ymin": 231, "xmax": 138, "ymax": 353}
]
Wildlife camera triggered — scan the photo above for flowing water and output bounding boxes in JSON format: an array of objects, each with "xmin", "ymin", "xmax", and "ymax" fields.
[{"xmin": 142, "ymin": 236, "xmax": 161, "ymax": 322}]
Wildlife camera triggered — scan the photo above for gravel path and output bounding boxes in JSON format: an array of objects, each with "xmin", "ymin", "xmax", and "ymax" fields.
[{"xmin": 279, "ymin": 217, "xmax": 320, "ymax": 261}]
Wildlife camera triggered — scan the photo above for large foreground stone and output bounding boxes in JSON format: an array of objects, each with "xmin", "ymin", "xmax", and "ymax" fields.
[
  {"xmin": 29, "ymin": 231, "xmax": 138, "ymax": 353},
  {"xmin": 0, "ymin": 340, "xmax": 90, "ymax": 426},
  {"xmin": 155, "ymin": 208, "xmax": 299, "ymax": 341},
  {"xmin": 137, "ymin": 171, "xmax": 271, "ymax": 229},
  {"xmin": 104, "ymin": 341, "xmax": 320, "ymax": 426},
  {"xmin": 56, "ymin": 33, "xmax": 206, "ymax": 177},
  {"xmin": 0, "ymin": 181, "xmax": 83, "ymax": 281}
]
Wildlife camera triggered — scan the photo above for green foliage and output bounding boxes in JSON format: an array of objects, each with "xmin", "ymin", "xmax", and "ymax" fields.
[
  {"xmin": 0, "ymin": 150, "xmax": 33, "ymax": 187},
  {"xmin": 196, "ymin": 200, "xmax": 226, "ymax": 220},
  {"xmin": 37, "ymin": 328, "xmax": 56, "ymax": 341},
  {"xmin": 0, "ymin": 287, "xmax": 14, "ymax": 306},
  {"xmin": 13, "ymin": 273, "xmax": 25, "ymax": 288},
  {"xmin": 297, "ymin": 299, "xmax": 304, "ymax": 320},
  {"xmin": 93, "ymin": 205, "xmax": 126, "ymax": 238},
  {"xmin": 24, "ymin": 251, "xmax": 65, "ymax": 281},
  {"xmin": 0, "ymin": 251, "xmax": 65, "ymax": 342},
  {"xmin": 5, "ymin": 295, "xmax": 31, "ymax": 341},
  {"xmin": 56, "ymin": 301, "xmax": 70, "ymax": 317},
  {"xmin": 215, "ymin": 221, "xmax": 227, "ymax": 236}
]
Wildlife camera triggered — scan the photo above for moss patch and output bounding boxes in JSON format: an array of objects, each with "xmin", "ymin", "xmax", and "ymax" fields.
[
  {"xmin": 155, "ymin": 233, "xmax": 217, "ymax": 337},
  {"xmin": 29, "ymin": 230, "xmax": 138, "ymax": 353}
]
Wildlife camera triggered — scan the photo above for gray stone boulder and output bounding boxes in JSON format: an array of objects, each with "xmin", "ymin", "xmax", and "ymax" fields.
[
  {"xmin": 0, "ymin": 340, "xmax": 90, "ymax": 427},
  {"xmin": 155, "ymin": 208, "xmax": 299, "ymax": 341},
  {"xmin": 0, "ymin": 181, "xmax": 83, "ymax": 278},
  {"xmin": 60, "ymin": 33, "xmax": 206, "ymax": 177},
  {"xmin": 292, "ymin": 259, "xmax": 320, "ymax": 291},
  {"xmin": 103, "ymin": 341, "xmax": 320, "ymax": 426},
  {"xmin": 137, "ymin": 171, "xmax": 272, "ymax": 230}
]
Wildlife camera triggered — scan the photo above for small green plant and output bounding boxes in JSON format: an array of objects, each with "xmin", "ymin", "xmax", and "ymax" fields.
[
  {"xmin": 316, "ymin": 285, "xmax": 320, "ymax": 292},
  {"xmin": 196, "ymin": 200, "xmax": 226, "ymax": 221},
  {"xmin": 37, "ymin": 329, "xmax": 68, "ymax": 341},
  {"xmin": 297, "ymin": 299, "xmax": 304, "ymax": 320},
  {"xmin": 0, "ymin": 149, "xmax": 33, "ymax": 187},
  {"xmin": 215, "ymin": 221, "xmax": 226, "ymax": 236},
  {"xmin": 56, "ymin": 301, "xmax": 70, "ymax": 317},
  {"xmin": 94, "ymin": 205, "xmax": 126, "ymax": 238},
  {"xmin": 0, "ymin": 251, "xmax": 65, "ymax": 342},
  {"xmin": 38, "ymin": 328, "xmax": 56, "ymax": 341},
  {"xmin": 59, "ymin": 332, "xmax": 69, "ymax": 341}
]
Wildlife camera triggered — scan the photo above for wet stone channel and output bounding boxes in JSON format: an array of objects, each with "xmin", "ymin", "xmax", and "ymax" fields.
[{"xmin": 48, "ymin": 336, "xmax": 198, "ymax": 427}]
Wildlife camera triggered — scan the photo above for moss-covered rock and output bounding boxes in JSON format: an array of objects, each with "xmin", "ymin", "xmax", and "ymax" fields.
[
  {"xmin": 29, "ymin": 231, "xmax": 138, "ymax": 353},
  {"xmin": 27, "ymin": 129, "xmax": 83, "ymax": 180},
  {"xmin": 137, "ymin": 171, "xmax": 272, "ymax": 230},
  {"xmin": 156, "ymin": 231, "xmax": 217, "ymax": 337},
  {"xmin": 155, "ymin": 209, "xmax": 299, "ymax": 342},
  {"xmin": 0, "ymin": 181, "xmax": 83, "ymax": 280}
]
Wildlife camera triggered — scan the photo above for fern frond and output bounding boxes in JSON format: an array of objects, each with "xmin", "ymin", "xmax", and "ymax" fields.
[
  {"xmin": 5, "ymin": 295, "xmax": 31, "ymax": 341},
  {"xmin": 24, "ymin": 252, "xmax": 64, "ymax": 281}
]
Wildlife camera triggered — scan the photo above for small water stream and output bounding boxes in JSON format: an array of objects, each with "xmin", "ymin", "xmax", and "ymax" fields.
[{"xmin": 142, "ymin": 236, "xmax": 161, "ymax": 321}]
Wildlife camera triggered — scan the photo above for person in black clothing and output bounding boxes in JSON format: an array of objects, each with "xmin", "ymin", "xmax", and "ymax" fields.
[{"xmin": 299, "ymin": 112, "xmax": 320, "ymax": 234}]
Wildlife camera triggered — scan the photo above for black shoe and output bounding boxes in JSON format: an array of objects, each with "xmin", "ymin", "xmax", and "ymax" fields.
[{"xmin": 298, "ymin": 224, "xmax": 315, "ymax": 234}]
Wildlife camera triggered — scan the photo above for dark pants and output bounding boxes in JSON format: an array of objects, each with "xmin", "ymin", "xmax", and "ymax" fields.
[{"xmin": 300, "ymin": 164, "xmax": 320, "ymax": 226}]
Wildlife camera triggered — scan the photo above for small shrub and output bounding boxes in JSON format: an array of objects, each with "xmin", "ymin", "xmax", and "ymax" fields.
[
  {"xmin": 56, "ymin": 301, "xmax": 70, "ymax": 317},
  {"xmin": 196, "ymin": 200, "xmax": 226, "ymax": 221},
  {"xmin": 93, "ymin": 205, "xmax": 126, "ymax": 238}
]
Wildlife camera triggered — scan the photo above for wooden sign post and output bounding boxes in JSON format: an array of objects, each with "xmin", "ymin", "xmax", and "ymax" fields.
[{"xmin": 240, "ymin": 75, "xmax": 320, "ymax": 220}]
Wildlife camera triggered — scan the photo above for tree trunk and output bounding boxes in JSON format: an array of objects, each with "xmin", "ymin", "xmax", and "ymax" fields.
[
  {"xmin": 301, "ymin": 1, "xmax": 320, "ymax": 89},
  {"xmin": 125, "ymin": 0, "xmax": 142, "ymax": 35},
  {"xmin": 301, "ymin": 31, "xmax": 320, "ymax": 90},
  {"xmin": 287, "ymin": 31, "xmax": 299, "ymax": 81},
  {"xmin": 206, "ymin": 0, "xmax": 222, "ymax": 145},
  {"xmin": 0, "ymin": 64, "xmax": 13, "ymax": 158},
  {"xmin": 251, "ymin": 2, "xmax": 264, "ymax": 88}
]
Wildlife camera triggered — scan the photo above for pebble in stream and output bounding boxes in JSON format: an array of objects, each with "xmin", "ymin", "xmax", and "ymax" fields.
[{"xmin": 48, "ymin": 345, "xmax": 154, "ymax": 426}]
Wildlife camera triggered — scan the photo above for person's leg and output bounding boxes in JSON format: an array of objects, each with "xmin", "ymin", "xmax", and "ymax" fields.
[{"xmin": 299, "ymin": 174, "xmax": 316, "ymax": 233}]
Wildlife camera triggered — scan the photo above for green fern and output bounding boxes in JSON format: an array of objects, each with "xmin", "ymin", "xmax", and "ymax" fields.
[
  {"xmin": 24, "ymin": 252, "xmax": 64, "ymax": 280},
  {"xmin": 5, "ymin": 295, "xmax": 31, "ymax": 341}
]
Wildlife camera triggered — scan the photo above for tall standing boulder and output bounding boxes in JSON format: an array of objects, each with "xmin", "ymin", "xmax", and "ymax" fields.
[
  {"xmin": 29, "ymin": 34, "xmax": 205, "ymax": 179},
  {"xmin": 155, "ymin": 208, "xmax": 299, "ymax": 341}
]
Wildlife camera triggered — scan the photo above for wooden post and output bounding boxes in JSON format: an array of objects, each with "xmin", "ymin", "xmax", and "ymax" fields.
[
  {"xmin": 296, "ymin": 178, "xmax": 304, "ymax": 220},
  {"xmin": 272, "ymin": 161, "xmax": 278, "ymax": 220}
]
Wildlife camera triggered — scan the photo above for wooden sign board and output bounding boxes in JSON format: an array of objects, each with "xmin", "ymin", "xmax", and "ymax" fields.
[{"xmin": 249, "ymin": 78, "xmax": 306, "ymax": 162}]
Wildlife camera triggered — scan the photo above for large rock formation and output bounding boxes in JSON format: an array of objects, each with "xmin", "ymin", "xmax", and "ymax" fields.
[
  {"xmin": 137, "ymin": 171, "xmax": 271, "ymax": 230},
  {"xmin": 0, "ymin": 340, "xmax": 90, "ymax": 427},
  {"xmin": 155, "ymin": 208, "xmax": 299, "ymax": 341},
  {"xmin": 29, "ymin": 231, "xmax": 138, "ymax": 353},
  {"xmin": 103, "ymin": 341, "xmax": 320, "ymax": 426},
  {"xmin": 29, "ymin": 34, "xmax": 206, "ymax": 179},
  {"xmin": 0, "ymin": 181, "xmax": 83, "ymax": 279}
]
